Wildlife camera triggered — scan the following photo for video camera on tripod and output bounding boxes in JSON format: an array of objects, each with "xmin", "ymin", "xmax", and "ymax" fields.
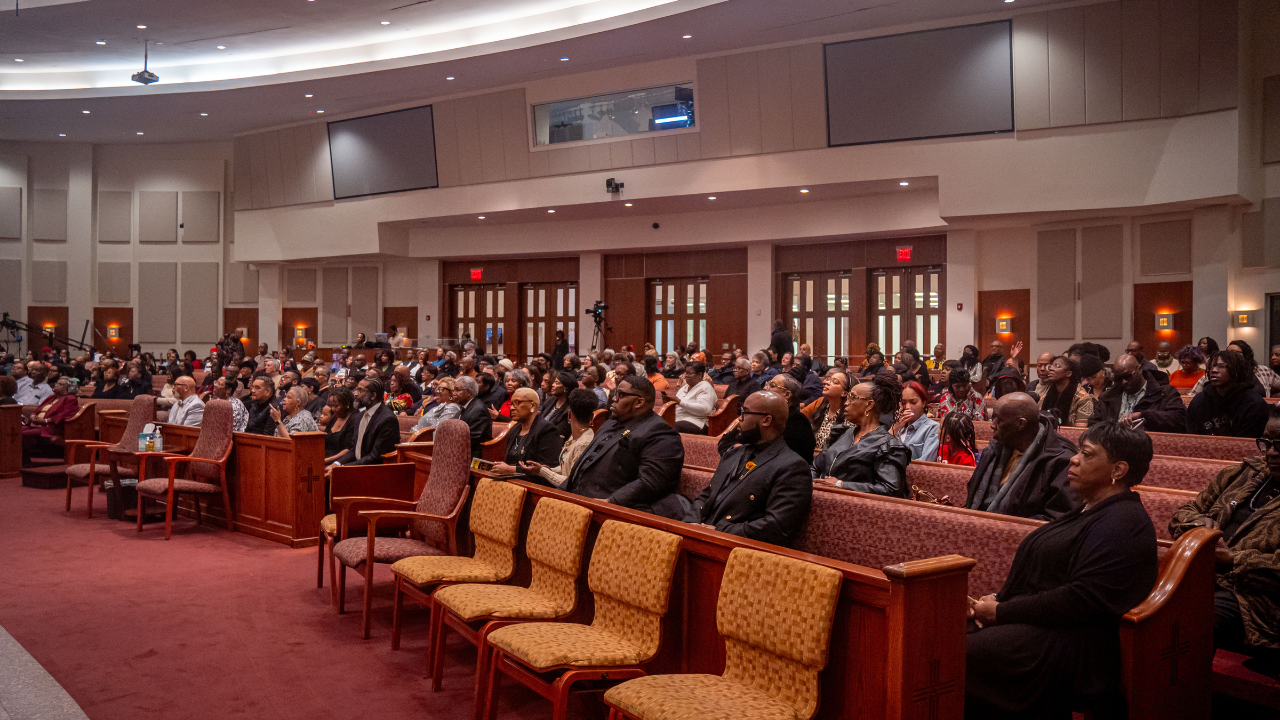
[{"xmin": 584, "ymin": 301, "xmax": 609, "ymax": 351}]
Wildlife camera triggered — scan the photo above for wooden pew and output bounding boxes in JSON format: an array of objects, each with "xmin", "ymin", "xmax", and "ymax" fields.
[
  {"xmin": 973, "ymin": 420, "xmax": 1257, "ymax": 462},
  {"xmin": 0, "ymin": 405, "xmax": 21, "ymax": 478}
]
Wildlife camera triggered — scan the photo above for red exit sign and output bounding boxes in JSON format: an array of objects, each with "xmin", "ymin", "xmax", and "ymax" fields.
[
  {"xmin": 896, "ymin": 246, "xmax": 912, "ymax": 262},
  {"xmin": 470, "ymin": 268, "xmax": 483, "ymax": 281}
]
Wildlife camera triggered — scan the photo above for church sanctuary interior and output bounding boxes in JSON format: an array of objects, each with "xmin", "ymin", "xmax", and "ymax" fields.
[{"xmin": 6, "ymin": 0, "xmax": 1280, "ymax": 718}]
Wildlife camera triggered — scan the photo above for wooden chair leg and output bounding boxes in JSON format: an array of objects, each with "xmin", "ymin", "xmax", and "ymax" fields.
[
  {"xmin": 164, "ymin": 486, "xmax": 175, "ymax": 540},
  {"xmin": 194, "ymin": 496, "xmax": 203, "ymax": 525},
  {"xmin": 64, "ymin": 472, "xmax": 73, "ymax": 512},
  {"xmin": 136, "ymin": 493, "xmax": 146, "ymax": 532},
  {"xmin": 361, "ymin": 562, "xmax": 373, "ymax": 639},
  {"xmin": 551, "ymin": 673, "xmax": 574, "ymax": 720},
  {"xmin": 328, "ymin": 537, "xmax": 339, "ymax": 608},
  {"xmin": 316, "ymin": 533, "xmax": 326, "ymax": 588},
  {"xmin": 391, "ymin": 576, "xmax": 404, "ymax": 650},
  {"xmin": 481, "ymin": 647, "xmax": 502, "ymax": 720},
  {"xmin": 430, "ymin": 604, "xmax": 447, "ymax": 688},
  {"xmin": 221, "ymin": 483, "xmax": 235, "ymax": 532},
  {"xmin": 85, "ymin": 465, "xmax": 97, "ymax": 518},
  {"xmin": 338, "ymin": 565, "xmax": 347, "ymax": 614}
]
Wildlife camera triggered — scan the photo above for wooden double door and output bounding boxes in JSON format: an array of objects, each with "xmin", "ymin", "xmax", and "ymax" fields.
[{"xmin": 649, "ymin": 278, "xmax": 708, "ymax": 356}]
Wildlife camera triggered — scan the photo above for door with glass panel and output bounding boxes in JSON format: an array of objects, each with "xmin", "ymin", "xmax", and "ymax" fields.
[
  {"xmin": 784, "ymin": 273, "xmax": 852, "ymax": 365},
  {"xmin": 868, "ymin": 266, "xmax": 945, "ymax": 356},
  {"xmin": 449, "ymin": 284, "xmax": 506, "ymax": 355},
  {"xmin": 521, "ymin": 283, "xmax": 577, "ymax": 363},
  {"xmin": 649, "ymin": 278, "xmax": 708, "ymax": 356}
]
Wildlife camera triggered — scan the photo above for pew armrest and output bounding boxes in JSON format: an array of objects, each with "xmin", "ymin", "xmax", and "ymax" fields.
[{"xmin": 1124, "ymin": 526, "xmax": 1220, "ymax": 624}]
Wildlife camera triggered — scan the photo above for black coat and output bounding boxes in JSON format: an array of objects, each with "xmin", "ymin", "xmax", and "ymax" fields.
[
  {"xmin": 690, "ymin": 436, "xmax": 813, "ymax": 547},
  {"xmin": 718, "ymin": 405, "xmax": 816, "ymax": 461},
  {"xmin": 1087, "ymin": 378, "xmax": 1187, "ymax": 434},
  {"xmin": 346, "ymin": 403, "xmax": 400, "ymax": 466},
  {"xmin": 965, "ymin": 416, "xmax": 1079, "ymax": 521},
  {"xmin": 458, "ymin": 397, "xmax": 494, "ymax": 458},
  {"xmin": 242, "ymin": 397, "xmax": 277, "ymax": 436},
  {"xmin": 811, "ymin": 425, "xmax": 910, "ymax": 497},
  {"xmin": 966, "ymin": 491, "xmax": 1158, "ymax": 716},
  {"xmin": 504, "ymin": 414, "xmax": 564, "ymax": 468},
  {"xmin": 541, "ymin": 398, "xmax": 572, "ymax": 440},
  {"xmin": 1186, "ymin": 383, "xmax": 1270, "ymax": 438},
  {"xmin": 769, "ymin": 329, "xmax": 793, "ymax": 365},
  {"xmin": 792, "ymin": 370, "xmax": 824, "ymax": 405},
  {"xmin": 722, "ymin": 376, "xmax": 762, "ymax": 404},
  {"xmin": 564, "ymin": 411, "xmax": 685, "ymax": 518}
]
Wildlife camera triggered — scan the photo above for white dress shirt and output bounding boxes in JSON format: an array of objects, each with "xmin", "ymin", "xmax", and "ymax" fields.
[{"xmin": 15, "ymin": 378, "xmax": 51, "ymax": 406}]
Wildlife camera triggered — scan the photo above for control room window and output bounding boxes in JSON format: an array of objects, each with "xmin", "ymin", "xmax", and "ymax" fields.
[{"xmin": 533, "ymin": 83, "xmax": 694, "ymax": 146}]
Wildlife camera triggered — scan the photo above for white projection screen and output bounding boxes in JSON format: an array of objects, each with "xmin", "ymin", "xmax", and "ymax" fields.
[
  {"xmin": 825, "ymin": 21, "xmax": 1013, "ymax": 146},
  {"xmin": 328, "ymin": 105, "xmax": 438, "ymax": 199}
]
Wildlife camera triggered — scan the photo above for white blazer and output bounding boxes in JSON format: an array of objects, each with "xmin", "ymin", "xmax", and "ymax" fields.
[
  {"xmin": 674, "ymin": 380, "xmax": 718, "ymax": 428},
  {"xmin": 168, "ymin": 395, "xmax": 205, "ymax": 428}
]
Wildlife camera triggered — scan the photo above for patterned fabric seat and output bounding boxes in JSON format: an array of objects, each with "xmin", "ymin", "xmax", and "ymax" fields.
[
  {"xmin": 488, "ymin": 622, "xmax": 648, "ymax": 669},
  {"xmin": 319, "ymin": 513, "xmax": 337, "ymax": 536},
  {"xmin": 135, "ymin": 478, "xmax": 220, "ymax": 495},
  {"xmin": 135, "ymin": 399, "xmax": 236, "ymax": 540},
  {"xmin": 334, "ymin": 536, "xmax": 446, "ymax": 566},
  {"xmin": 433, "ymin": 584, "xmax": 563, "ymax": 622},
  {"xmin": 391, "ymin": 554, "xmax": 509, "ymax": 585},
  {"xmin": 604, "ymin": 548, "xmax": 842, "ymax": 720},
  {"xmin": 65, "ymin": 395, "xmax": 155, "ymax": 518},
  {"xmin": 680, "ymin": 434, "xmax": 721, "ymax": 470},
  {"xmin": 66, "ymin": 463, "xmax": 134, "ymax": 480}
]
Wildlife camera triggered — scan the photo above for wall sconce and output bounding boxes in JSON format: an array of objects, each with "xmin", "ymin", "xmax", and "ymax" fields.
[
  {"xmin": 1233, "ymin": 310, "xmax": 1257, "ymax": 328},
  {"xmin": 996, "ymin": 317, "xmax": 1012, "ymax": 334},
  {"xmin": 107, "ymin": 326, "xmax": 119, "ymax": 341},
  {"xmin": 294, "ymin": 327, "xmax": 307, "ymax": 339},
  {"xmin": 1155, "ymin": 313, "xmax": 1174, "ymax": 331}
]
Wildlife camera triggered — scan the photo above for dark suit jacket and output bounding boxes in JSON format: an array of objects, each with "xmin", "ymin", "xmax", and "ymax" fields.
[
  {"xmin": 691, "ymin": 436, "xmax": 813, "ymax": 547},
  {"xmin": 723, "ymin": 376, "xmax": 762, "ymax": 404},
  {"xmin": 347, "ymin": 403, "xmax": 400, "ymax": 466},
  {"xmin": 458, "ymin": 397, "xmax": 494, "ymax": 458},
  {"xmin": 718, "ymin": 405, "xmax": 816, "ymax": 463},
  {"xmin": 504, "ymin": 414, "xmax": 565, "ymax": 467},
  {"xmin": 564, "ymin": 411, "xmax": 685, "ymax": 518},
  {"xmin": 1087, "ymin": 378, "xmax": 1187, "ymax": 434}
]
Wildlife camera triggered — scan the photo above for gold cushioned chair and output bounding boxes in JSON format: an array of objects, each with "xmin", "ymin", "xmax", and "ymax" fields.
[
  {"xmin": 479, "ymin": 520, "xmax": 682, "ymax": 720},
  {"xmin": 603, "ymin": 547, "xmax": 843, "ymax": 720},
  {"xmin": 429, "ymin": 497, "xmax": 592, "ymax": 704},
  {"xmin": 388, "ymin": 477, "xmax": 527, "ymax": 665}
]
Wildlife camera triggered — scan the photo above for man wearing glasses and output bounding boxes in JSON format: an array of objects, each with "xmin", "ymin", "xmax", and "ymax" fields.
[
  {"xmin": 1087, "ymin": 354, "xmax": 1185, "ymax": 433},
  {"xmin": 563, "ymin": 376, "xmax": 686, "ymax": 519},
  {"xmin": 687, "ymin": 391, "xmax": 812, "ymax": 547},
  {"xmin": 717, "ymin": 375, "xmax": 816, "ymax": 460}
]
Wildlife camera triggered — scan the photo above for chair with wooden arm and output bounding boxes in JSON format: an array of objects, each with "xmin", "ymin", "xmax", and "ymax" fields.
[
  {"xmin": 316, "ymin": 461, "xmax": 418, "ymax": 604},
  {"xmin": 706, "ymin": 395, "xmax": 740, "ymax": 437},
  {"xmin": 383, "ymin": 426, "xmax": 433, "ymax": 461},
  {"xmin": 64, "ymin": 395, "xmax": 155, "ymax": 518},
  {"xmin": 480, "ymin": 422, "xmax": 512, "ymax": 463},
  {"xmin": 589, "ymin": 409, "xmax": 607, "ymax": 432},
  {"xmin": 134, "ymin": 399, "xmax": 237, "ymax": 540},
  {"xmin": 332, "ymin": 419, "xmax": 474, "ymax": 638},
  {"xmin": 657, "ymin": 401, "xmax": 677, "ymax": 427}
]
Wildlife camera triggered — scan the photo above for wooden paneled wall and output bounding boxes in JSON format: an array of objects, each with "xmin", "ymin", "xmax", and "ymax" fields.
[
  {"xmin": 979, "ymin": 289, "xmax": 1031, "ymax": 358},
  {"xmin": 26, "ymin": 306, "xmax": 69, "ymax": 351},
  {"xmin": 1133, "ymin": 280, "xmax": 1194, "ymax": 355},
  {"xmin": 1013, "ymin": 0, "xmax": 1237, "ymax": 131},
  {"xmin": 223, "ymin": 308, "xmax": 259, "ymax": 355},
  {"xmin": 382, "ymin": 306, "xmax": 418, "ymax": 344},
  {"xmin": 93, "ymin": 307, "xmax": 133, "ymax": 354},
  {"xmin": 233, "ymin": 123, "xmax": 335, "ymax": 211},
  {"xmin": 281, "ymin": 307, "xmax": 318, "ymax": 351},
  {"xmin": 603, "ymin": 249, "xmax": 748, "ymax": 353}
]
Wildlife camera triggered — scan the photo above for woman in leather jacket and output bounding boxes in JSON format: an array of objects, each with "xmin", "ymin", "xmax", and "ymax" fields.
[{"xmin": 812, "ymin": 373, "xmax": 912, "ymax": 497}]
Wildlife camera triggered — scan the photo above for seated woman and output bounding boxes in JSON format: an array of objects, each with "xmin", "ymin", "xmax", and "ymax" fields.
[
  {"xmin": 206, "ymin": 375, "xmax": 248, "ymax": 432},
  {"xmin": 810, "ymin": 371, "xmax": 851, "ymax": 454},
  {"xmin": 938, "ymin": 369, "xmax": 987, "ymax": 421},
  {"xmin": 859, "ymin": 351, "xmax": 887, "ymax": 378},
  {"xmin": 541, "ymin": 371, "xmax": 577, "ymax": 440},
  {"xmin": 490, "ymin": 388, "xmax": 563, "ymax": 476},
  {"xmin": 489, "ymin": 370, "xmax": 528, "ymax": 422},
  {"xmin": 271, "ymin": 386, "xmax": 319, "ymax": 439},
  {"xmin": 938, "ymin": 411, "xmax": 979, "ymax": 467},
  {"xmin": 21, "ymin": 377, "xmax": 78, "ymax": 465},
  {"xmin": 812, "ymin": 374, "xmax": 911, "ymax": 497},
  {"xmin": 1167, "ymin": 345, "xmax": 1205, "ymax": 392},
  {"xmin": 644, "ymin": 355, "xmax": 669, "ymax": 394},
  {"xmin": 519, "ymin": 388, "xmax": 599, "ymax": 488},
  {"xmin": 1037, "ymin": 355, "xmax": 1094, "ymax": 427},
  {"xmin": 966, "ymin": 421, "xmax": 1159, "ymax": 719},
  {"xmin": 673, "ymin": 361, "xmax": 717, "ymax": 435},
  {"xmin": 891, "ymin": 380, "xmax": 938, "ymax": 462},
  {"xmin": 417, "ymin": 376, "xmax": 462, "ymax": 430},
  {"xmin": 322, "ymin": 386, "xmax": 357, "ymax": 466},
  {"xmin": 1170, "ymin": 403, "xmax": 1280, "ymax": 659}
]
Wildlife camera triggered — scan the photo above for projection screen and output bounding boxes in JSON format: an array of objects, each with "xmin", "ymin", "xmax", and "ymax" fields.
[{"xmin": 328, "ymin": 105, "xmax": 438, "ymax": 199}]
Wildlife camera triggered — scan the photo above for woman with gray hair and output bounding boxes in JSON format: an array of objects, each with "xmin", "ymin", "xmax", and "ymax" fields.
[
  {"xmin": 490, "ymin": 368, "xmax": 531, "ymax": 421},
  {"xmin": 271, "ymin": 385, "xmax": 319, "ymax": 438}
]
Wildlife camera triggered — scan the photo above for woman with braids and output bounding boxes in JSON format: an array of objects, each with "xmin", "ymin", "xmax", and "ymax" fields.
[
  {"xmin": 938, "ymin": 411, "xmax": 979, "ymax": 467},
  {"xmin": 812, "ymin": 373, "xmax": 912, "ymax": 497},
  {"xmin": 1036, "ymin": 355, "xmax": 1094, "ymax": 426},
  {"xmin": 810, "ymin": 371, "xmax": 852, "ymax": 453},
  {"xmin": 1187, "ymin": 349, "xmax": 1271, "ymax": 438}
]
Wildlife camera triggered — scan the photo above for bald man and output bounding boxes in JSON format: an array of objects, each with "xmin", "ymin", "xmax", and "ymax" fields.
[
  {"xmin": 965, "ymin": 392, "xmax": 1080, "ymax": 520},
  {"xmin": 687, "ymin": 390, "xmax": 813, "ymax": 547},
  {"xmin": 1087, "ymin": 354, "xmax": 1186, "ymax": 433},
  {"xmin": 167, "ymin": 375, "xmax": 205, "ymax": 427}
]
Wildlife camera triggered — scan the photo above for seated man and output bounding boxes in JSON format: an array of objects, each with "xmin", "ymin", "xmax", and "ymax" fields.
[
  {"xmin": 1186, "ymin": 349, "xmax": 1270, "ymax": 438},
  {"xmin": 689, "ymin": 390, "xmax": 812, "ymax": 547},
  {"xmin": 334, "ymin": 378, "xmax": 400, "ymax": 467},
  {"xmin": 718, "ymin": 373, "xmax": 816, "ymax": 460},
  {"xmin": 166, "ymin": 375, "xmax": 205, "ymax": 428},
  {"xmin": 563, "ymin": 376, "xmax": 685, "ymax": 519},
  {"xmin": 966, "ymin": 392, "xmax": 1080, "ymax": 520},
  {"xmin": 1088, "ymin": 354, "xmax": 1186, "ymax": 433},
  {"xmin": 242, "ymin": 376, "xmax": 278, "ymax": 435},
  {"xmin": 1170, "ymin": 402, "xmax": 1280, "ymax": 658},
  {"xmin": 20, "ymin": 377, "xmax": 78, "ymax": 465},
  {"xmin": 788, "ymin": 356, "xmax": 824, "ymax": 405},
  {"xmin": 15, "ymin": 360, "xmax": 52, "ymax": 406},
  {"xmin": 453, "ymin": 375, "xmax": 494, "ymax": 458},
  {"xmin": 723, "ymin": 357, "xmax": 762, "ymax": 404},
  {"xmin": 709, "ymin": 352, "xmax": 736, "ymax": 384}
]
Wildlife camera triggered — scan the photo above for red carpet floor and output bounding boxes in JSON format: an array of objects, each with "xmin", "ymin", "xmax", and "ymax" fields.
[{"xmin": 0, "ymin": 479, "xmax": 557, "ymax": 720}]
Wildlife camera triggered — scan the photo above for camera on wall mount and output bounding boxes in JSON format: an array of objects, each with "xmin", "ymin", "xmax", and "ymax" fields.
[{"xmin": 605, "ymin": 178, "xmax": 624, "ymax": 194}]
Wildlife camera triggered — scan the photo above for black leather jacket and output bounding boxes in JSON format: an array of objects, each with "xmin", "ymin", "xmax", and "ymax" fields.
[{"xmin": 811, "ymin": 425, "xmax": 911, "ymax": 498}]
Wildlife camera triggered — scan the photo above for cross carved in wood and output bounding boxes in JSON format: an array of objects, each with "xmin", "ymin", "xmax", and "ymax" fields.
[
  {"xmin": 912, "ymin": 658, "xmax": 956, "ymax": 720},
  {"xmin": 299, "ymin": 472, "xmax": 321, "ymax": 494},
  {"xmin": 1159, "ymin": 622, "xmax": 1192, "ymax": 685}
]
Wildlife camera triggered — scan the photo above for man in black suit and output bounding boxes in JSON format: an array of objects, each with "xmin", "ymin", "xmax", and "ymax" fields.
[
  {"xmin": 338, "ymin": 378, "xmax": 400, "ymax": 466},
  {"xmin": 454, "ymin": 375, "xmax": 493, "ymax": 458},
  {"xmin": 691, "ymin": 390, "xmax": 813, "ymax": 547},
  {"xmin": 563, "ymin": 376, "xmax": 685, "ymax": 519},
  {"xmin": 243, "ymin": 376, "xmax": 278, "ymax": 436}
]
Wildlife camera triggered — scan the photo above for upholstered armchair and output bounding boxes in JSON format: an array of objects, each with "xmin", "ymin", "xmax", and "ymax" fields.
[
  {"xmin": 64, "ymin": 395, "xmax": 156, "ymax": 518},
  {"xmin": 316, "ymin": 463, "xmax": 416, "ymax": 605},
  {"xmin": 133, "ymin": 399, "xmax": 236, "ymax": 540}
]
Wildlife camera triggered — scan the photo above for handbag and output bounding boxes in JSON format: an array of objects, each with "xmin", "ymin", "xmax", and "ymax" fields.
[{"xmin": 910, "ymin": 484, "xmax": 954, "ymax": 506}]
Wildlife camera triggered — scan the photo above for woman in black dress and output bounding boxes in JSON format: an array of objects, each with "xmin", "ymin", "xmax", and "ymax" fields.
[
  {"xmin": 966, "ymin": 420, "xmax": 1159, "ymax": 719},
  {"xmin": 323, "ymin": 386, "xmax": 358, "ymax": 466},
  {"xmin": 812, "ymin": 373, "xmax": 911, "ymax": 497},
  {"xmin": 540, "ymin": 371, "xmax": 577, "ymax": 440}
]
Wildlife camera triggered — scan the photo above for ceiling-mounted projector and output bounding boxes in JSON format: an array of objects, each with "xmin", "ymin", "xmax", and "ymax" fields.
[{"xmin": 132, "ymin": 40, "xmax": 158, "ymax": 85}]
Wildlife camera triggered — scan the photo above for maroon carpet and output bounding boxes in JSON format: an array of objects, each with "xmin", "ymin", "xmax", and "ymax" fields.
[{"xmin": 0, "ymin": 479, "xmax": 557, "ymax": 720}]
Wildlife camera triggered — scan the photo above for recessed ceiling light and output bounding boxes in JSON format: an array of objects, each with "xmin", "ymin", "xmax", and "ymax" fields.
[
  {"xmin": 305, "ymin": 94, "xmax": 313, "ymax": 97},
  {"xmin": 708, "ymin": 196, "xmax": 717, "ymax": 200},
  {"xmin": 624, "ymin": 203, "xmax": 633, "ymax": 207},
  {"xmin": 136, "ymin": 25, "xmax": 146, "ymax": 29},
  {"xmin": 199, "ymin": 112, "xmax": 208, "ymax": 116},
  {"xmin": 136, "ymin": 132, "xmax": 144, "ymax": 135},
  {"xmin": 560, "ymin": 58, "xmax": 569, "ymax": 61},
  {"xmin": 216, "ymin": 45, "xmax": 226, "ymax": 49},
  {"xmin": 95, "ymin": 40, "xmax": 106, "ymax": 45},
  {"xmin": 381, "ymin": 20, "xmax": 390, "ymax": 25},
  {"xmin": 683, "ymin": 34, "xmax": 692, "ymax": 39},
  {"xmin": 478, "ymin": 216, "xmax": 486, "ymax": 219},
  {"xmin": 547, "ymin": 209, "xmax": 556, "ymax": 213},
  {"xmin": 58, "ymin": 133, "xmax": 66, "ymax": 137},
  {"xmin": 446, "ymin": 76, "xmax": 454, "ymax": 80},
  {"xmin": 800, "ymin": 189, "xmax": 809, "ymax": 193},
  {"xmin": 899, "ymin": 181, "xmax": 909, "ymax": 186},
  {"xmin": 316, "ymin": 110, "xmax": 325, "ymax": 113},
  {"xmin": 13, "ymin": 59, "xmax": 22, "ymax": 62},
  {"xmin": 82, "ymin": 110, "xmax": 90, "ymax": 114}
]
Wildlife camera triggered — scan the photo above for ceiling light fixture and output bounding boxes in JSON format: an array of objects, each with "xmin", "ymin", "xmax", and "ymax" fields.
[
  {"xmin": 899, "ymin": 181, "xmax": 909, "ymax": 186},
  {"xmin": 216, "ymin": 45, "xmax": 226, "ymax": 49},
  {"xmin": 478, "ymin": 216, "xmax": 486, "ymax": 219},
  {"xmin": 316, "ymin": 110, "xmax": 324, "ymax": 113},
  {"xmin": 560, "ymin": 57, "xmax": 569, "ymax": 61},
  {"xmin": 446, "ymin": 76, "xmax": 454, "ymax": 80},
  {"xmin": 683, "ymin": 34, "xmax": 692, "ymax": 38},
  {"xmin": 58, "ymin": 133, "xmax": 66, "ymax": 137},
  {"xmin": 381, "ymin": 20, "xmax": 390, "ymax": 24},
  {"xmin": 136, "ymin": 132, "xmax": 144, "ymax": 135},
  {"xmin": 136, "ymin": 24, "xmax": 146, "ymax": 29},
  {"xmin": 199, "ymin": 112, "xmax": 208, "ymax": 116},
  {"xmin": 82, "ymin": 110, "xmax": 90, "ymax": 114},
  {"xmin": 800, "ymin": 189, "xmax": 809, "ymax": 193},
  {"xmin": 13, "ymin": 59, "xmax": 22, "ymax": 62},
  {"xmin": 95, "ymin": 40, "xmax": 106, "ymax": 45},
  {"xmin": 708, "ymin": 196, "xmax": 717, "ymax": 200},
  {"xmin": 625, "ymin": 203, "xmax": 633, "ymax": 207},
  {"xmin": 547, "ymin": 209, "xmax": 555, "ymax": 213},
  {"xmin": 304, "ymin": 93, "xmax": 313, "ymax": 97}
]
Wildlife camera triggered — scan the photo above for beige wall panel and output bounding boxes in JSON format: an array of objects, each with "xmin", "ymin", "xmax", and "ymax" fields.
[
  {"xmin": 233, "ymin": 138, "xmax": 252, "ymax": 210},
  {"xmin": 321, "ymin": 267, "xmax": 349, "ymax": 345},
  {"xmin": 676, "ymin": 132, "xmax": 701, "ymax": 162},
  {"xmin": 0, "ymin": 187, "xmax": 20, "ymax": 241},
  {"xmin": 286, "ymin": 267, "xmax": 317, "ymax": 304},
  {"xmin": 1084, "ymin": 2, "xmax": 1124, "ymax": 124},
  {"xmin": 476, "ymin": 92, "xmax": 508, "ymax": 183},
  {"xmin": 789, "ymin": 44, "xmax": 827, "ymax": 150},
  {"xmin": 1242, "ymin": 211, "xmax": 1264, "ymax": 269},
  {"xmin": 1122, "ymin": 0, "xmax": 1161, "ymax": 121},
  {"xmin": 1159, "ymin": 0, "xmax": 1200, "ymax": 117},
  {"xmin": 695, "ymin": 56, "xmax": 731, "ymax": 159},
  {"xmin": 631, "ymin": 138, "xmax": 655, "ymax": 166},
  {"xmin": 349, "ymin": 266, "xmax": 379, "ymax": 338},
  {"xmin": 548, "ymin": 148, "xmax": 572, "ymax": 175},
  {"xmin": 433, "ymin": 100, "xmax": 461, "ymax": 188},
  {"xmin": 454, "ymin": 96, "xmax": 485, "ymax": 186},
  {"xmin": 1013, "ymin": 13, "xmax": 1051, "ymax": 130},
  {"xmin": 568, "ymin": 146, "xmax": 592, "ymax": 173},
  {"xmin": 1080, "ymin": 225, "xmax": 1124, "ymax": 338},
  {"xmin": 726, "ymin": 51, "xmax": 763, "ymax": 156},
  {"xmin": 309, "ymin": 123, "xmax": 335, "ymax": 202},
  {"xmin": 609, "ymin": 141, "xmax": 634, "ymax": 169},
  {"xmin": 528, "ymin": 149, "xmax": 551, "ymax": 177},
  {"xmin": 31, "ymin": 261, "xmax": 66, "ymax": 304},
  {"xmin": 97, "ymin": 190, "xmax": 131, "ymax": 244},
  {"xmin": 181, "ymin": 191, "xmax": 220, "ymax": 244},
  {"xmin": 294, "ymin": 125, "xmax": 320, "ymax": 204},
  {"xmin": 589, "ymin": 143, "xmax": 612, "ymax": 171},
  {"xmin": 138, "ymin": 191, "xmax": 177, "ymax": 244},
  {"xmin": 757, "ymin": 47, "xmax": 794, "ymax": 154},
  {"xmin": 280, "ymin": 126, "xmax": 304, "ymax": 207},
  {"xmin": 33, "ymin": 189, "xmax": 67, "ymax": 242},
  {"xmin": 1265, "ymin": 76, "xmax": 1280, "ymax": 165},
  {"xmin": 226, "ymin": 262, "xmax": 259, "ymax": 304},
  {"xmin": 181, "ymin": 262, "xmax": 220, "ymax": 343},
  {"xmin": 1037, "ymin": 229, "xmax": 1077, "ymax": 339},
  {"xmin": 500, "ymin": 89, "xmax": 531, "ymax": 180},
  {"xmin": 248, "ymin": 133, "xmax": 270, "ymax": 209},
  {"xmin": 137, "ymin": 262, "xmax": 177, "ymax": 344},
  {"xmin": 1266, "ymin": 198, "xmax": 1280, "ymax": 269},
  {"xmin": 654, "ymin": 135, "xmax": 678, "ymax": 164},
  {"xmin": 1197, "ymin": 0, "xmax": 1238, "ymax": 112},
  {"xmin": 263, "ymin": 129, "xmax": 286, "ymax": 208},
  {"xmin": 97, "ymin": 262, "xmax": 131, "ymax": 304},
  {"xmin": 1047, "ymin": 7, "xmax": 1087, "ymax": 127},
  {"xmin": 1139, "ymin": 218, "xmax": 1193, "ymax": 275},
  {"xmin": 0, "ymin": 260, "xmax": 19, "ymax": 315}
]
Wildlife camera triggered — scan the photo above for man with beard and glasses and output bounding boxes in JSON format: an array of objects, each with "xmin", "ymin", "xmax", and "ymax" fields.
[
  {"xmin": 330, "ymin": 378, "xmax": 399, "ymax": 469},
  {"xmin": 688, "ymin": 390, "xmax": 812, "ymax": 547}
]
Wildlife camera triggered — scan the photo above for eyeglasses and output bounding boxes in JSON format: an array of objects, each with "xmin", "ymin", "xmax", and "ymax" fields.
[
  {"xmin": 739, "ymin": 408, "xmax": 770, "ymax": 418},
  {"xmin": 1257, "ymin": 438, "xmax": 1280, "ymax": 453},
  {"xmin": 616, "ymin": 390, "xmax": 645, "ymax": 399}
]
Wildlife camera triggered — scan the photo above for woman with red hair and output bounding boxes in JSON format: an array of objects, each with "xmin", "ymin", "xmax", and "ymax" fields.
[{"xmin": 891, "ymin": 380, "xmax": 939, "ymax": 462}]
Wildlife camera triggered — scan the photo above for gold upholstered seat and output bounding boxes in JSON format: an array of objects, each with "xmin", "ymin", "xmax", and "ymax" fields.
[
  {"xmin": 603, "ymin": 548, "xmax": 842, "ymax": 720},
  {"xmin": 478, "ymin": 520, "xmax": 682, "ymax": 720}
]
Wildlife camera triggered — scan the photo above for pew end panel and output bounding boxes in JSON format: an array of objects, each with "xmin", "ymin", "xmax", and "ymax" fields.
[{"xmin": 0, "ymin": 405, "xmax": 20, "ymax": 478}]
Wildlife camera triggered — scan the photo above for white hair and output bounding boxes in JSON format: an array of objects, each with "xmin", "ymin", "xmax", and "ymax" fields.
[
  {"xmin": 286, "ymin": 385, "xmax": 309, "ymax": 408},
  {"xmin": 735, "ymin": 357, "xmax": 752, "ymax": 370},
  {"xmin": 454, "ymin": 375, "xmax": 479, "ymax": 396}
]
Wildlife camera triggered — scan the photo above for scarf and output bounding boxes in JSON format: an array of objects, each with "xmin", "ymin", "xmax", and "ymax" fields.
[{"xmin": 969, "ymin": 421, "xmax": 1050, "ymax": 515}]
